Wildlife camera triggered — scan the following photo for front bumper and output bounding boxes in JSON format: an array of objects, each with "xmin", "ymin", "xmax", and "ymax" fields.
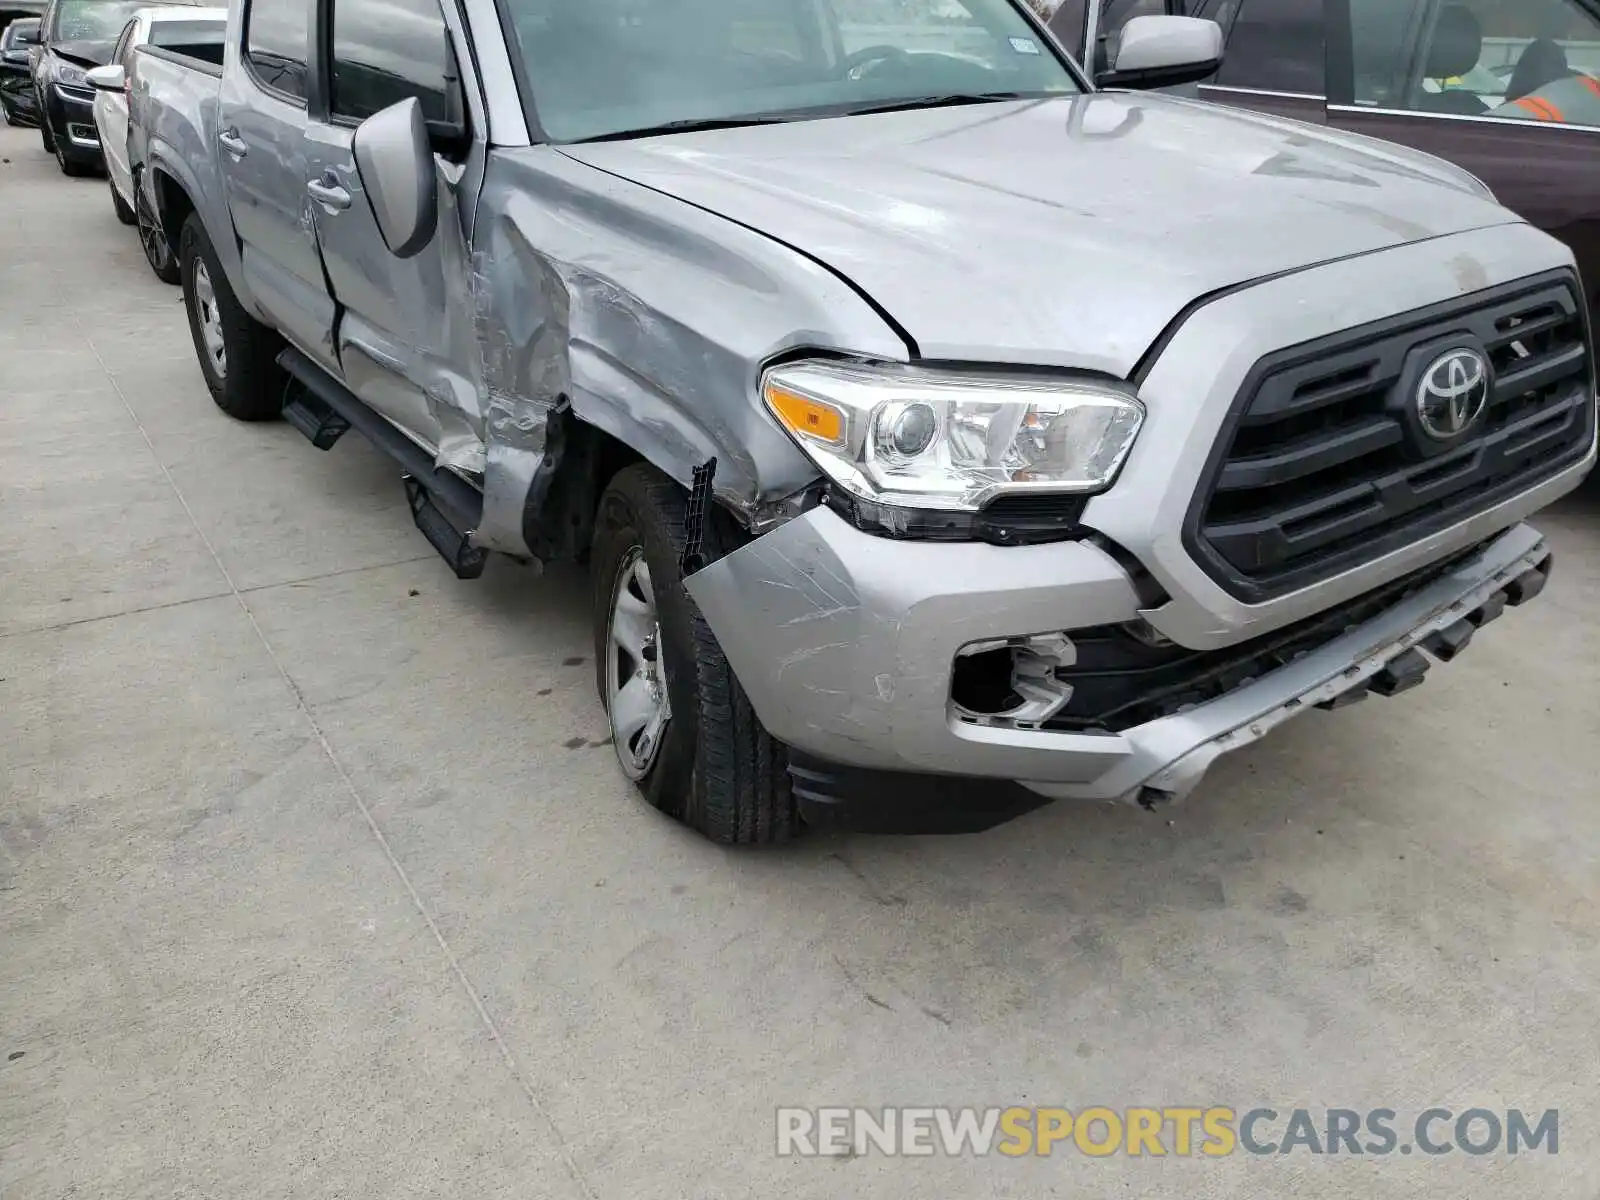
[
  {"xmin": 686, "ymin": 511, "xmax": 1554, "ymax": 806},
  {"xmin": 684, "ymin": 226, "xmax": 1591, "ymax": 807},
  {"xmin": 0, "ymin": 72, "xmax": 37, "ymax": 126},
  {"xmin": 41, "ymin": 80, "xmax": 100, "ymax": 156}
]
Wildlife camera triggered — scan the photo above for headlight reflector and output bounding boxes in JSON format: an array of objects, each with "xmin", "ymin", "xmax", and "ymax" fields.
[
  {"xmin": 55, "ymin": 61, "xmax": 89, "ymax": 86},
  {"xmin": 763, "ymin": 361, "xmax": 1143, "ymax": 511}
]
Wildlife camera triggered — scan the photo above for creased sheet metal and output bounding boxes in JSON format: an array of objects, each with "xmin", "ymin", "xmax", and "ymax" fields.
[{"xmin": 467, "ymin": 147, "xmax": 908, "ymax": 557}]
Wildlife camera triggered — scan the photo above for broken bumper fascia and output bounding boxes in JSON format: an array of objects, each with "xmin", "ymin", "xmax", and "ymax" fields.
[{"xmin": 684, "ymin": 510, "xmax": 1552, "ymax": 804}]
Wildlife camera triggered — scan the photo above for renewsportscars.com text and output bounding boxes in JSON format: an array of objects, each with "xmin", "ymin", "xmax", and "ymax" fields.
[{"xmin": 776, "ymin": 1106, "xmax": 1559, "ymax": 1158}]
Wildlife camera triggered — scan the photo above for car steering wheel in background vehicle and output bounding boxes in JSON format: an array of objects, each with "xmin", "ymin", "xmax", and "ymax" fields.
[{"xmin": 842, "ymin": 44, "xmax": 912, "ymax": 80}]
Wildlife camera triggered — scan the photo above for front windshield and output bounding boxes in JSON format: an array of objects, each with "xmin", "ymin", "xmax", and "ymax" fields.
[
  {"xmin": 503, "ymin": 0, "xmax": 1083, "ymax": 142},
  {"xmin": 48, "ymin": 0, "xmax": 145, "ymax": 42}
]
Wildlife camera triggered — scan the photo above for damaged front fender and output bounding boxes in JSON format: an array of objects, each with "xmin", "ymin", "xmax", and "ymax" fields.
[{"xmin": 467, "ymin": 148, "xmax": 911, "ymax": 558}]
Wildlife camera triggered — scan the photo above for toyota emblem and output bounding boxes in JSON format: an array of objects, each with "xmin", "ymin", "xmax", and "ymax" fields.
[{"xmin": 1416, "ymin": 348, "xmax": 1490, "ymax": 441}]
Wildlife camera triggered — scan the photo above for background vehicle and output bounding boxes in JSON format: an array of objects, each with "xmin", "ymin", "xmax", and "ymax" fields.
[
  {"xmin": 86, "ymin": 3, "xmax": 221, "ymax": 278},
  {"xmin": 1052, "ymin": 0, "xmax": 1600, "ymax": 326},
  {"xmin": 137, "ymin": 0, "xmax": 1591, "ymax": 843},
  {"xmin": 0, "ymin": 0, "xmax": 46, "ymax": 46},
  {"xmin": 31, "ymin": 0, "xmax": 199, "ymax": 172},
  {"xmin": 0, "ymin": 15, "xmax": 40, "ymax": 125}
]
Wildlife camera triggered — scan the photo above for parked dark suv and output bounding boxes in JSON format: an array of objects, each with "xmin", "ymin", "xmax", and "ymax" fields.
[
  {"xmin": 0, "ymin": 17, "xmax": 42, "ymax": 127},
  {"xmin": 31, "ymin": 0, "xmax": 150, "ymax": 173},
  {"xmin": 1051, "ymin": 0, "xmax": 1600, "ymax": 324}
]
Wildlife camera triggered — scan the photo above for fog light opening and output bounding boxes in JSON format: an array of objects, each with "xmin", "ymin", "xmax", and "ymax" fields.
[
  {"xmin": 951, "ymin": 634, "xmax": 1076, "ymax": 730},
  {"xmin": 951, "ymin": 644, "xmax": 1020, "ymax": 716}
]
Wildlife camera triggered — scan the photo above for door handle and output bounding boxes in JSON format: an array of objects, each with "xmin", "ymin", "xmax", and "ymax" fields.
[
  {"xmin": 217, "ymin": 128, "xmax": 247, "ymax": 157},
  {"xmin": 306, "ymin": 175, "xmax": 351, "ymax": 211}
]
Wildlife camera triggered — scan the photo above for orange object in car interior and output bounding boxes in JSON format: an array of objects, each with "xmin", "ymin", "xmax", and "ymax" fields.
[{"xmin": 1513, "ymin": 95, "xmax": 1564, "ymax": 122}]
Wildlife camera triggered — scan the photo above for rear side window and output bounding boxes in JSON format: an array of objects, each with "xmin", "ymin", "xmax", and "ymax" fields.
[
  {"xmin": 330, "ymin": 0, "xmax": 455, "ymax": 123},
  {"xmin": 1212, "ymin": 0, "xmax": 1326, "ymax": 94},
  {"xmin": 151, "ymin": 20, "xmax": 225, "ymax": 48},
  {"xmin": 244, "ymin": 0, "xmax": 308, "ymax": 100},
  {"xmin": 1350, "ymin": 0, "xmax": 1600, "ymax": 126},
  {"xmin": 150, "ymin": 18, "xmax": 226, "ymax": 66}
]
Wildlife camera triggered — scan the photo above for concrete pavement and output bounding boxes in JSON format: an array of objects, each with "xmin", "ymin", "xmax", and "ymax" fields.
[{"xmin": 3, "ymin": 119, "xmax": 1600, "ymax": 1198}]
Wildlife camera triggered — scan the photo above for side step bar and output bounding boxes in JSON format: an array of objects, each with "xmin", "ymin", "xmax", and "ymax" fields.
[
  {"xmin": 282, "ymin": 384, "xmax": 351, "ymax": 450},
  {"xmin": 277, "ymin": 347, "xmax": 489, "ymax": 579}
]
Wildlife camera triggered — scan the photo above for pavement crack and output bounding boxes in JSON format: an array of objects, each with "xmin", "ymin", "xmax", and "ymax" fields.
[
  {"xmin": 78, "ymin": 319, "xmax": 600, "ymax": 1200},
  {"xmin": 236, "ymin": 555, "xmax": 437, "ymax": 595},
  {"xmin": 0, "ymin": 590, "xmax": 236, "ymax": 640},
  {"xmin": 827, "ymin": 851, "xmax": 908, "ymax": 907},
  {"xmin": 832, "ymin": 953, "xmax": 895, "ymax": 1013}
]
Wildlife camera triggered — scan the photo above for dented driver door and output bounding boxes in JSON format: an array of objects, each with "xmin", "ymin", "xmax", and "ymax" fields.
[{"xmin": 300, "ymin": 0, "xmax": 486, "ymax": 473}]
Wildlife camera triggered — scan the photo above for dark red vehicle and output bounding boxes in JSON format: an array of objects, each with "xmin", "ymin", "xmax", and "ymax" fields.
[{"xmin": 1051, "ymin": 0, "xmax": 1600, "ymax": 324}]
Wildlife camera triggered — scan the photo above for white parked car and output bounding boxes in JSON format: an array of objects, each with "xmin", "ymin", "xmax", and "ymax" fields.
[{"xmin": 85, "ymin": 4, "xmax": 222, "ymax": 281}]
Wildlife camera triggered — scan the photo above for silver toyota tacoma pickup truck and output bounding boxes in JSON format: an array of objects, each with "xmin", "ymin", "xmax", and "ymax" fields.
[{"xmin": 125, "ymin": 0, "xmax": 1595, "ymax": 842}]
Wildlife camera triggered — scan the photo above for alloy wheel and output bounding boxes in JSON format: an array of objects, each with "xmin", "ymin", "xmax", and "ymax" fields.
[
  {"xmin": 137, "ymin": 190, "xmax": 172, "ymax": 275},
  {"xmin": 605, "ymin": 546, "xmax": 671, "ymax": 780},
  {"xmin": 192, "ymin": 260, "xmax": 227, "ymax": 380}
]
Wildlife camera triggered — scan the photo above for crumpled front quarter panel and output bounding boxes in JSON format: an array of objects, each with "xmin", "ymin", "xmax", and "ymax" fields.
[{"xmin": 468, "ymin": 148, "xmax": 908, "ymax": 554}]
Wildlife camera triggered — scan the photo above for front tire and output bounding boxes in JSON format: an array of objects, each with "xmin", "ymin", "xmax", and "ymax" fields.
[
  {"xmin": 135, "ymin": 174, "xmax": 179, "ymax": 283},
  {"xmin": 592, "ymin": 464, "xmax": 797, "ymax": 844},
  {"xmin": 54, "ymin": 137, "xmax": 93, "ymax": 177},
  {"xmin": 178, "ymin": 213, "xmax": 284, "ymax": 421}
]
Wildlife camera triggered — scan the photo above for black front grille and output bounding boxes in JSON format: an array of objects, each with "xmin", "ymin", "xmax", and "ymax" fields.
[
  {"xmin": 1187, "ymin": 272, "xmax": 1594, "ymax": 601},
  {"xmin": 1044, "ymin": 544, "xmax": 1485, "ymax": 734}
]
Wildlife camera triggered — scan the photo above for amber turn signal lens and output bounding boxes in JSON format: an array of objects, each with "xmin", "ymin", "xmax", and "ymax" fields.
[{"xmin": 765, "ymin": 383, "xmax": 846, "ymax": 446}]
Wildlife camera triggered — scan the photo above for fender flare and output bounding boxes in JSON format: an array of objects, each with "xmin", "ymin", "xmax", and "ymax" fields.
[{"xmin": 145, "ymin": 141, "xmax": 263, "ymax": 320}]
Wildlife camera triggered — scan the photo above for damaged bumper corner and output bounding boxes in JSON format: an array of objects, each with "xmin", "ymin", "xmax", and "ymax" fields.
[{"xmin": 684, "ymin": 509, "xmax": 1553, "ymax": 806}]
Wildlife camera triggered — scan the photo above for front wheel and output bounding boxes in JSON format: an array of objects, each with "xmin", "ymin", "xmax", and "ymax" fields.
[
  {"xmin": 135, "ymin": 176, "xmax": 179, "ymax": 283},
  {"xmin": 592, "ymin": 464, "xmax": 797, "ymax": 844},
  {"xmin": 54, "ymin": 138, "xmax": 93, "ymax": 177}
]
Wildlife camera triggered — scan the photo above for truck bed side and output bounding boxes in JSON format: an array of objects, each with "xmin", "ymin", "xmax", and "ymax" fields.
[{"xmin": 130, "ymin": 45, "xmax": 256, "ymax": 318}]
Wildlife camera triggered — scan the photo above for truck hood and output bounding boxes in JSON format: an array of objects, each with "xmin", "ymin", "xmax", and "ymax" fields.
[
  {"xmin": 51, "ymin": 40, "xmax": 115, "ymax": 67},
  {"xmin": 561, "ymin": 93, "xmax": 1519, "ymax": 377}
]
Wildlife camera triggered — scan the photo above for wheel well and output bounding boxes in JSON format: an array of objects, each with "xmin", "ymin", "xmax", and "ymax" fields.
[
  {"xmin": 522, "ymin": 408, "xmax": 644, "ymax": 564},
  {"xmin": 151, "ymin": 169, "xmax": 194, "ymax": 253}
]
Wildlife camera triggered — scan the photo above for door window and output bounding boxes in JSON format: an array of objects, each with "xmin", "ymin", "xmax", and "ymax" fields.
[
  {"xmin": 244, "ymin": 0, "xmax": 309, "ymax": 99},
  {"xmin": 329, "ymin": 0, "xmax": 456, "ymax": 123},
  {"xmin": 1211, "ymin": 0, "xmax": 1326, "ymax": 94},
  {"xmin": 1350, "ymin": 0, "xmax": 1600, "ymax": 126}
]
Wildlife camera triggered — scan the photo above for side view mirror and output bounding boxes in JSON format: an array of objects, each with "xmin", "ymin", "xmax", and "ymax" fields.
[
  {"xmin": 86, "ymin": 63, "xmax": 125, "ymax": 91},
  {"xmin": 352, "ymin": 97, "xmax": 438, "ymax": 259},
  {"xmin": 14, "ymin": 24, "xmax": 41, "ymax": 46},
  {"xmin": 1096, "ymin": 15, "xmax": 1223, "ymax": 90}
]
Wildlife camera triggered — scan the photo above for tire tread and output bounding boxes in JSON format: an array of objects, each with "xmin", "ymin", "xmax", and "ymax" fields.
[
  {"xmin": 178, "ymin": 214, "xmax": 284, "ymax": 422},
  {"xmin": 594, "ymin": 465, "xmax": 797, "ymax": 845}
]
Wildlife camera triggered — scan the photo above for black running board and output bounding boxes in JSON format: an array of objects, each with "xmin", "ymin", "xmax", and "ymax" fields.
[
  {"xmin": 277, "ymin": 347, "xmax": 488, "ymax": 579},
  {"xmin": 281, "ymin": 384, "xmax": 351, "ymax": 450}
]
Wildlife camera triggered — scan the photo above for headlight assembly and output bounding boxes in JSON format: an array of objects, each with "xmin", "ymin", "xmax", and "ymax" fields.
[
  {"xmin": 55, "ymin": 61, "xmax": 90, "ymax": 87},
  {"xmin": 762, "ymin": 361, "xmax": 1144, "ymax": 516}
]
